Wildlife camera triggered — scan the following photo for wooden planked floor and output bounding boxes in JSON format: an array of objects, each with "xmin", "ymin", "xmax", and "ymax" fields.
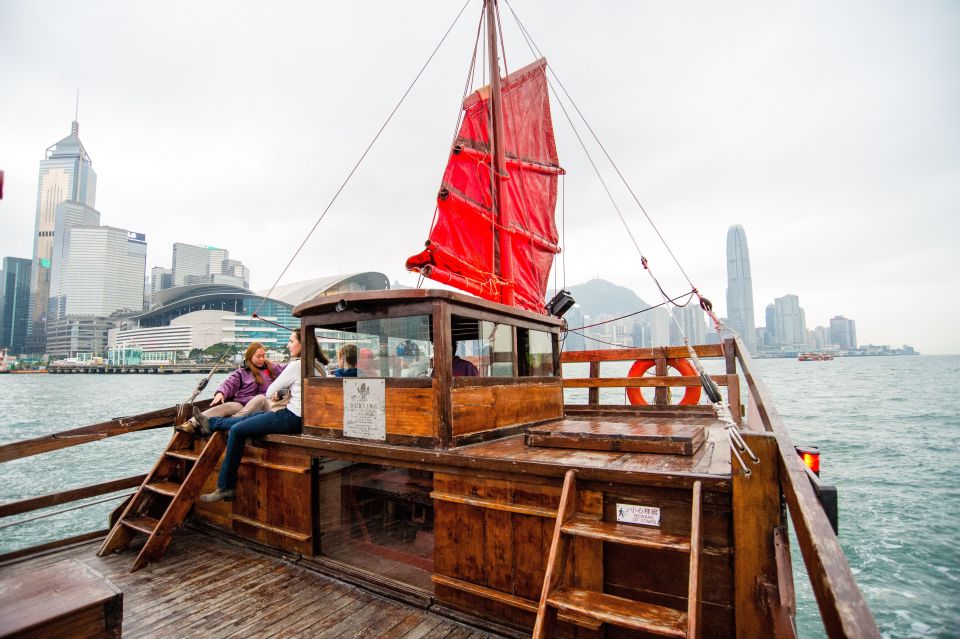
[{"xmin": 0, "ymin": 530, "xmax": 501, "ymax": 638}]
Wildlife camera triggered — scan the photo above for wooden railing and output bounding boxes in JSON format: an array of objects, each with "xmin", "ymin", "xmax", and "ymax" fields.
[
  {"xmin": 561, "ymin": 338, "xmax": 879, "ymax": 638},
  {"xmin": 0, "ymin": 400, "xmax": 208, "ymax": 561},
  {"xmin": 733, "ymin": 337, "xmax": 880, "ymax": 638},
  {"xmin": 560, "ymin": 343, "xmax": 742, "ymax": 421}
]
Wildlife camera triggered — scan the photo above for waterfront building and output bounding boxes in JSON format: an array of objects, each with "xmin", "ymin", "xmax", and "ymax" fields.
[
  {"xmin": 811, "ymin": 326, "xmax": 831, "ymax": 350},
  {"xmin": 111, "ymin": 273, "xmax": 389, "ymax": 359},
  {"xmin": 581, "ymin": 313, "xmax": 633, "ymax": 349},
  {"xmin": 764, "ymin": 303, "xmax": 777, "ymax": 346},
  {"xmin": 830, "ymin": 316, "xmax": 857, "ymax": 349},
  {"xmin": 27, "ymin": 119, "xmax": 98, "ymax": 353},
  {"xmin": 47, "ymin": 201, "xmax": 101, "ymax": 326},
  {"xmin": 725, "ymin": 224, "xmax": 757, "ymax": 354},
  {"xmin": 150, "ymin": 267, "xmax": 173, "ymax": 297},
  {"xmin": 563, "ymin": 305, "xmax": 586, "ymax": 351},
  {"xmin": 46, "ymin": 227, "xmax": 147, "ymax": 359},
  {"xmin": 0, "ymin": 257, "xmax": 32, "ymax": 354},
  {"xmin": 632, "ymin": 306, "xmax": 671, "ymax": 347},
  {"xmin": 773, "ymin": 294, "xmax": 807, "ymax": 350},
  {"xmin": 671, "ymin": 303, "xmax": 707, "ymax": 347},
  {"xmin": 171, "ymin": 243, "xmax": 249, "ymax": 288},
  {"xmin": 171, "ymin": 243, "xmax": 210, "ymax": 287}
]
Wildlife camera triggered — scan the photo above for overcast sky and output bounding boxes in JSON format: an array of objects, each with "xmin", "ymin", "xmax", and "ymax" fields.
[{"xmin": 1, "ymin": 1, "xmax": 957, "ymax": 354}]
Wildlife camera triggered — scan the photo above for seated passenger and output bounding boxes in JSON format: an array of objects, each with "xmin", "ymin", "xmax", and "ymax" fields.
[
  {"xmin": 452, "ymin": 342, "xmax": 479, "ymax": 377},
  {"xmin": 398, "ymin": 339, "xmax": 431, "ymax": 377},
  {"xmin": 333, "ymin": 344, "xmax": 359, "ymax": 377},
  {"xmin": 196, "ymin": 329, "xmax": 326, "ymax": 502},
  {"xmin": 179, "ymin": 342, "xmax": 283, "ymax": 434}
]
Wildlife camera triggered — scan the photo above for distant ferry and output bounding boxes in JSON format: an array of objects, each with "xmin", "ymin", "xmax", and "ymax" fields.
[{"xmin": 799, "ymin": 352, "xmax": 835, "ymax": 361}]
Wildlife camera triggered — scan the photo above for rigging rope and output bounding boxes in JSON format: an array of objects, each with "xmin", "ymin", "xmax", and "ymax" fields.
[
  {"xmin": 564, "ymin": 291, "xmax": 695, "ymax": 332},
  {"xmin": 421, "ymin": 4, "xmax": 486, "ymax": 253},
  {"xmin": 182, "ymin": 0, "xmax": 473, "ymax": 402},
  {"xmin": 503, "ymin": 0, "xmax": 757, "ymax": 473}
]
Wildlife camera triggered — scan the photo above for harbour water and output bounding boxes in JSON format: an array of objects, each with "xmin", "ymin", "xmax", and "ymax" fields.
[{"xmin": 1, "ymin": 356, "xmax": 958, "ymax": 638}]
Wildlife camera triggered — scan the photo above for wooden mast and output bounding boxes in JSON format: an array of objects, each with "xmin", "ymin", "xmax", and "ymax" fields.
[{"xmin": 485, "ymin": 0, "xmax": 514, "ymax": 306}]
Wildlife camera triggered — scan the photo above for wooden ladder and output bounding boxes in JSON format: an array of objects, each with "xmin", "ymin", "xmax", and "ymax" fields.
[
  {"xmin": 97, "ymin": 424, "xmax": 226, "ymax": 572},
  {"xmin": 532, "ymin": 470, "xmax": 704, "ymax": 639}
]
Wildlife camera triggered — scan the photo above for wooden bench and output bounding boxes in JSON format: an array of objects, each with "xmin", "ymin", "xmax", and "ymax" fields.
[{"xmin": 0, "ymin": 558, "xmax": 122, "ymax": 638}]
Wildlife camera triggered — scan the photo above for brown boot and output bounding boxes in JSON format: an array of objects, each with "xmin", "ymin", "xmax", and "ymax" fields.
[{"xmin": 175, "ymin": 419, "xmax": 197, "ymax": 434}]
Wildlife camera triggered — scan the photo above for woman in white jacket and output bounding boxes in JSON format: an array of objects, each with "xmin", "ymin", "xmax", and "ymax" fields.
[{"xmin": 196, "ymin": 329, "xmax": 326, "ymax": 502}]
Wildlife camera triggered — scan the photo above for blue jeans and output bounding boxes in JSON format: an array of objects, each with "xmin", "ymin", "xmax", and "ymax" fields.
[{"xmin": 208, "ymin": 409, "xmax": 302, "ymax": 490}]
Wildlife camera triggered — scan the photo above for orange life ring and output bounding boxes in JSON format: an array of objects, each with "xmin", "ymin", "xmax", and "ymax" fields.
[{"xmin": 626, "ymin": 358, "xmax": 702, "ymax": 406}]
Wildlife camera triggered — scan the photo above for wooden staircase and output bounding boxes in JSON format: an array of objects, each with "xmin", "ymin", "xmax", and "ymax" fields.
[
  {"xmin": 97, "ymin": 420, "xmax": 226, "ymax": 572},
  {"xmin": 533, "ymin": 470, "xmax": 704, "ymax": 638}
]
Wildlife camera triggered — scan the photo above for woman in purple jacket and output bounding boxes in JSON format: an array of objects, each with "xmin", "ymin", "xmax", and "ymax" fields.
[{"xmin": 179, "ymin": 342, "xmax": 283, "ymax": 433}]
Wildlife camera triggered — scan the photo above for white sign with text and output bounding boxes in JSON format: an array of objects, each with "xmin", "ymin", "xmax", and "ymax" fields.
[
  {"xmin": 343, "ymin": 378, "xmax": 386, "ymax": 441},
  {"xmin": 616, "ymin": 503, "xmax": 661, "ymax": 527}
]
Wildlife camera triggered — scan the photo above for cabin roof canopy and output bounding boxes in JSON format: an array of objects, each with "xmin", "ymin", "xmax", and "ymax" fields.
[{"xmin": 294, "ymin": 288, "xmax": 563, "ymax": 328}]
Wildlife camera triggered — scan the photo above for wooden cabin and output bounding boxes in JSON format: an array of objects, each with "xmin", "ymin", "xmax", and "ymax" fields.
[{"xmin": 179, "ymin": 290, "xmax": 763, "ymax": 637}]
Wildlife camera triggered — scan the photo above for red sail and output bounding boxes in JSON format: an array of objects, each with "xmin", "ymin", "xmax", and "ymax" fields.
[{"xmin": 406, "ymin": 58, "xmax": 563, "ymax": 313}]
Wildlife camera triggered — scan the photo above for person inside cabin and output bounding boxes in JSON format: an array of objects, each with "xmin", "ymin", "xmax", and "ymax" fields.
[
  {"xmin": 194, "ymin": 329, "xmax": 328, "ymax": 502},
  {"xmin": 397, "ymin": 339, "xmax": 428, "ymax": 377},
  {"xmin": 452, "ymin": 340, "xmax": 479, "ymax": 377},
  {"xmin": 178, "ymin": 342, "xmax": 283, "ymax": 434},
  {"xmin": 333, "ymin": 343, "xmax": 359, "ymax": 377}
]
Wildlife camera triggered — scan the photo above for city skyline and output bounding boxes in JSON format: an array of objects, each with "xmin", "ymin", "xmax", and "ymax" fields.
[{"xmin": 1, "ymin": 1, "xmax": 957, "ymax": 354}]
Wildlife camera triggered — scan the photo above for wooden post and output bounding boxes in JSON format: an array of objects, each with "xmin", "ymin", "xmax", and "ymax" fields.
[
  {"xmin": 588, "ymin": 359, "xmax": 600, "ymax": 405},
  {"xmin": 724, "ymin": 339, "xmax": 742, "ymax": 425},
  {"xmin": 435, "ymin": 300, "xmax": 453, "ymax": 447},
  {"xmin": 654, "ymin": 348, "xmax": 668, "ymax": 405},
  {"xmin": 732, "ymin": 432, "xmax": 780, "ymax": 638}
]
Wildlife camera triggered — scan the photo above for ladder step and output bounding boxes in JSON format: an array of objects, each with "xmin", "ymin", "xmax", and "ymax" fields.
[
  {"xmin": 547, "ymin": 587, "xmax": 688, "ymax": 637},
  {"xmin": 165, "ymin": 449, "xmax": 199, "ymax": 462},
  {"xmin": 562, "ymin": 515, "xmax": 691, "ymax": 552},
  {"xmin": 144, "ymin": 481, "xmax": 181, "ymax": 498},
  {"xmin": 120, "ymin": 515, "xmax": 160, "ymax": 536}
]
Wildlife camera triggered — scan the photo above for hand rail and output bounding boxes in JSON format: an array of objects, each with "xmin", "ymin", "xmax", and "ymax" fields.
[
  {"xmin": 0, "ymin": 399, "xmax": 211, "ymax": 464},
  {"xmin": 0, "ymin": 474, "xmax": 147, "ymax": 519},
  {"xmin": 732, "ymin": 336, "xmax": 880, "ymax": 638},
  {"xmin": 560, "ymin": 344, "xmax": 724, "ymax": 363}
]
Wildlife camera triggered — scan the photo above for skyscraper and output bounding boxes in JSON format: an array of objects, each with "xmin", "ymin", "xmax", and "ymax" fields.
[
  {"xmin": 171, "ymin": 242, "xmax": 249, "ymax": 288},
  {"xmin": 27, "ymin": 119, "xmax": 97, "ymax": 353},
  {"xmin": 774, "ymin": 294, "xmax": 807, "ymax": 349},
  {"xmin": 45, "ymin": 226, "xmax": 146, "ymax": 358},
  {"xmin": 725, "ymin": 225, "xmax": 756, "ymax": 354},
  {"xmin": 0, "ymin": 257, "xmax": 32, "ymax": 354},
  {"xmin": 829, "ymin": 316, "xmax": 857, "ymax": 349},
  {"xmin": 47, "ymin": 201, "xmax": 101, "ymax": 327},
  {"xmin": 671, "ymin": 303, "xmax": 707, "ymax": 346}
]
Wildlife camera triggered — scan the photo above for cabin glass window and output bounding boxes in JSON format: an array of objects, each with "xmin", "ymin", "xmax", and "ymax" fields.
[
  {"xmin": 315, "ymin": 461, "xmax": 435, "ymax": 593},
  {"xmin": 451, "ymin": 316, "xmax": 514, "ymax": 377},
  {"xmin": 518, "ymin": 328, "xmax": 556, "ymax": 377},
  {"xmin": 316, "ymin": 315, "xmax": 433, "ymax": 378}
]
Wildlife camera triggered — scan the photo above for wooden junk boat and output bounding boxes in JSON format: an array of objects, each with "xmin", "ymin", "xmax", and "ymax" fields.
[{"xmin": 0, "ymin": 2, "xmax": 878, "ymax": 638}]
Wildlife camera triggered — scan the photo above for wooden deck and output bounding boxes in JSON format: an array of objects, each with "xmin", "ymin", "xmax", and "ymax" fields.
[
  {"xmin": 271, "ymin": 416, "xmax": 732, "ymax": 492},
  {"xmin": 0, "ymin": 529, "xmax": 501, "ymax": 639}
]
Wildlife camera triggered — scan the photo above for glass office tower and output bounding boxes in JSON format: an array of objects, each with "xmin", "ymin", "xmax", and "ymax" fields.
[{"xmin": 27, "ymin": 120, "xmax": 97, "ymax": 354}]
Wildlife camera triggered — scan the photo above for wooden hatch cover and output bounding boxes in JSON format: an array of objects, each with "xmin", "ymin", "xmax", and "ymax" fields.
[
  {"xmin": 525, "ymin": 418, "xmax": 707, "ymax": 455},
  {"xmin": 0, "ymin": 558, "xmax": 123, "ymax": 638}
]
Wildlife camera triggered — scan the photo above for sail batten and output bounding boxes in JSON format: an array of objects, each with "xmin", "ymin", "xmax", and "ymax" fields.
[{"xmin": 406, "ymin": 58, "xmax": 562, "ymax": 314}]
